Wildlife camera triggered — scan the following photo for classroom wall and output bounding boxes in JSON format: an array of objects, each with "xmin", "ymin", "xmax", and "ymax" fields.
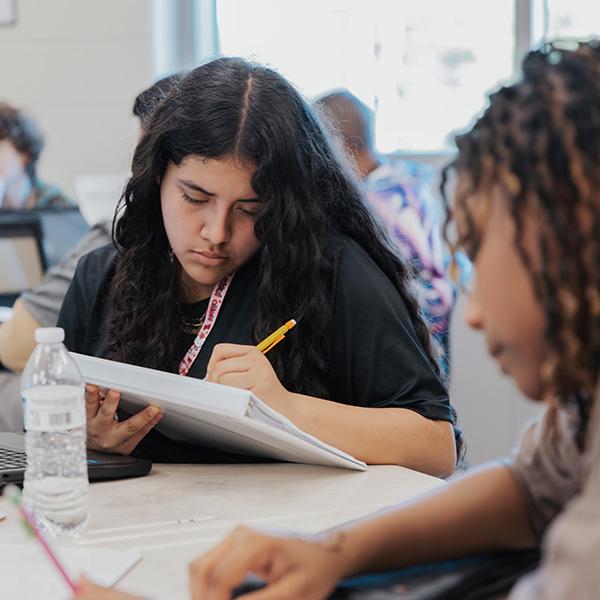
[{"xmin": 0, "ymin": 0, "xmax": 153, "ymax": 198}]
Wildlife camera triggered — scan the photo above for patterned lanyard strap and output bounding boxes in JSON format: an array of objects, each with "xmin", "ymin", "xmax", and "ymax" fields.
[{"xmin": 178, "ymin": 273, "xmax": 235, "ymax": 376}]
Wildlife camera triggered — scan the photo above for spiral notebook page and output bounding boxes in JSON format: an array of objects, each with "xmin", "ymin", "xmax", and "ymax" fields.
[{"xmin": 0, "ymin": 543, "xmax": 141, "ymax": 599}]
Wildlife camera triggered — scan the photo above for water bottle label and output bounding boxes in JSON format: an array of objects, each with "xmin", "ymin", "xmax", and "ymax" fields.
[
  {"xmin": 25, "ymin": 407, "xmax": 85, "ymax": 431},
  {"xmin": 23, "ymin": 385, "xmax": 85, "ymax": 432}
]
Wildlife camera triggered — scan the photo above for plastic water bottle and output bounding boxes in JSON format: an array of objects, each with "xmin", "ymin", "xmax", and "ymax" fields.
[{"xmin": 21, "ymin": 327, "xmax": 89, "ymax": 536}]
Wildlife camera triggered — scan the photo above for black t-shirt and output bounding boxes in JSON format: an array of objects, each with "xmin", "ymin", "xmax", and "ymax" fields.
[{"xmin": 58, "ymin": 238, "xmax": 451, "ymax": 461}]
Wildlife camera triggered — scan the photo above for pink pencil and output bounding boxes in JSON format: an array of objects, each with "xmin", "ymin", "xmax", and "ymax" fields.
[{"xmin": 5, "ymin": 485, "xmax": 79, "ymax": 594}]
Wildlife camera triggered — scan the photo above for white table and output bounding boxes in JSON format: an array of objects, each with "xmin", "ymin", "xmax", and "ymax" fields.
[{"xmin": 0, "ymin": 463, "xmax": 444, "ymax": 598}]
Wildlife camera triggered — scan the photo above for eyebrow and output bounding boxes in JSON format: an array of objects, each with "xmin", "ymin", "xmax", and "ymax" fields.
[{"xmin": 179, "ymin": 179, "xmax": 260, "ymax": 203}]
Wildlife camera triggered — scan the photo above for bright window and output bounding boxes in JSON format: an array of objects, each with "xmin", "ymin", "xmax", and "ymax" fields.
[
  {"xmin": 540, "ymin": 0, "xmax": 600, "ymax": 40},
  {"xmin": 217, "ymin": 0, "xmax": 515, "ymax": 153}
]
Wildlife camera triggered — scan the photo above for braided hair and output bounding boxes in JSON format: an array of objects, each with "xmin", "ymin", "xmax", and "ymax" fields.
[{"xmin": 442, "ymin": 41, "xmax": 600, "ymax": 445}]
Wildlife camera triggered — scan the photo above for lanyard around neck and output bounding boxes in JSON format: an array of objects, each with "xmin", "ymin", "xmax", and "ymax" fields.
[{"xmin": 178, "ymin": 273, "xmax": 235, "ymax": 376}]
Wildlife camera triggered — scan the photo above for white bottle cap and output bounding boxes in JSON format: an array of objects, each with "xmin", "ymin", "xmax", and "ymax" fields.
[{"xmin": 35, "ymin": 327, "xmax": 65, "ymax": 344}]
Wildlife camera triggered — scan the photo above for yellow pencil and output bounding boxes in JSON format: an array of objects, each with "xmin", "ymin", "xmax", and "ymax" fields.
[{"xmin": 257, "ymin": 319, "xmax": 297, "ymax": 354}]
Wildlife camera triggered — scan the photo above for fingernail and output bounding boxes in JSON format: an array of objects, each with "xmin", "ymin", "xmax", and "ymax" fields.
[{"xmin": 148, "ymin": 406, "xmax": 160, "ymax": 418}]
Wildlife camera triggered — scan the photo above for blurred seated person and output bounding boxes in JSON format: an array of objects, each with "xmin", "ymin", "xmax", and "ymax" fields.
[
  {"xmin": 316, "ymin": 91, "xmax": 454, "ymax": 367},
  {"xmin": 0, "ymin": 102, "xmax": 72, "ymax": 209},
  {"xmin": 0, "ymin": 223, "xmax": 110, "ymax": 430},
  {"xmin": 0, "ymin": 75, "xmax": 181, "ymax": 431},
  {"xmin": 0, "ymin": 223, "xmax": 111, "ymax": 373}
]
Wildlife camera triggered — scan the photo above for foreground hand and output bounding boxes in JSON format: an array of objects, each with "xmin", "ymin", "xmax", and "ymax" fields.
[
  {"xmin": 205, "ymin": 344, "xmax": 291, "ymax": 410},
  {"xmin": 85, "ymin": 385, "xmax": 163, "ymax": 455},
  {"xmin": 74, "ymin": 576, "xmax": 143, "ymax": 599},
  {"xmin": 189, "ymin": 526, "xmax": 349, "ymax": 600}
]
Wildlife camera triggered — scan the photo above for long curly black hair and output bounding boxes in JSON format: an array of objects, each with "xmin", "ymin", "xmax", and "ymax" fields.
[
  {"xmin": 442, "ymin": 41, "xmax": 600, "ymax": 446},
  {"xmin": 106, "ymin": 57, "xmax": 439, "ymax": 402}
]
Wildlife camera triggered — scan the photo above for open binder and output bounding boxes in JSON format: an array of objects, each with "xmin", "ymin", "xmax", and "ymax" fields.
[{"xmin": 72, "ymin": 353, "xmax": 366, "ymax": 471}]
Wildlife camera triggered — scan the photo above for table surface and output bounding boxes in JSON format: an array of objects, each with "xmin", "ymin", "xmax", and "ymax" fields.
[{"xmin": 0, "ymin": 463, "xmax": 444, "ymax": 599}]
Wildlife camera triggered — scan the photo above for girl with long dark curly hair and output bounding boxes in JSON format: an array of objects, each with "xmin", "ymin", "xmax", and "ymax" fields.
[{"xmin": 57, "ymin": 57, "xmax": 456, "ymax": 475}]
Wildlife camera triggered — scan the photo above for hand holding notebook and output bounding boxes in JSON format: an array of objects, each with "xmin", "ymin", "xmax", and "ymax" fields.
[{"xmin": 72, "ymin": 352, "xmax": 365, "ymax": 471}]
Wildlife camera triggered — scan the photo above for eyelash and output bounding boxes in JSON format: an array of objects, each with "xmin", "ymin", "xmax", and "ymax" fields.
[
  {"xmin": 238, "ymin": 207, "xmax": 259, "ymax": 217},
  {"xmin": 179, "ymin": 191, "xmax": 259, "ymax": 217},
  {"xmin": 180, "ymin": 191, "xmax": 206, "ymax": 206}
]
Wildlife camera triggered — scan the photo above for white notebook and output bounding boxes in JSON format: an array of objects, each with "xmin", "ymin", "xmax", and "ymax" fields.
[
  {"xmin": 72, "ymin": 353, "xmax": 367, "ymax": 471},
  {"xmin": 0, "ymin": 543, "xmax": 140, "ymax": 599}
]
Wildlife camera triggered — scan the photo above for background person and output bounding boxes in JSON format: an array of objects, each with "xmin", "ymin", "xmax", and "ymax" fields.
[
  {"xmin": 0, "ymin": 102, "xmax": 72, "ymax": 209},
  {"xmin": 316, "ymin": 90, "xmax": 454, "ymax": 369}
]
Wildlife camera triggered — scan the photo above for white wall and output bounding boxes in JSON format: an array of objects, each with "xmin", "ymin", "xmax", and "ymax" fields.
[{"xmin": 0, "ymin": 0, "xmax": 154, "ymax": 198}]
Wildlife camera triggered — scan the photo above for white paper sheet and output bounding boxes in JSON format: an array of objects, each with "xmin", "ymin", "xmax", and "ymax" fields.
[{"xmin": 0, "ymin": 542, "xmax": 141, "ymax": 599}]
